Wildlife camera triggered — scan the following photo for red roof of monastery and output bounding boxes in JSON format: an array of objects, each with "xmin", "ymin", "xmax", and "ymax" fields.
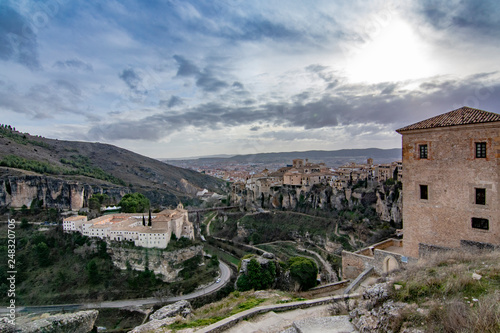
[{"xmin": 396, "ymin": 106, "xmax": 500, "ymax": 133}]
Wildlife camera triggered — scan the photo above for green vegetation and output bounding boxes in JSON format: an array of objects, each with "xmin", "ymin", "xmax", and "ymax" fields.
[
  {"xmin": 0, "ymin": 154, "xmax": 125, "ymax": 186},
  {"xmin": 218, "ymin": 212, "xmax": 335, "ymax": 244},
  {"xmin": 203, "ymin": 244, "xmax": 240, "ymax": 267},
  {"xmin": 236, "ymin": 258, "xmax": 276, "ymax": 291},
  {"xmin": 119, "ymin": 193, "xmax": 150, "ymax": 213},
  {"xmin": 168, "ymin": 290, "xmax": 295, "ymax": 330},
  {"xmin": 0, "ymin": 125, "xmax": 50, "ymax": 148},
  {"xmin": 0, "ymin": 226, "xmax": 210, "ymax": 305},
  {"xmin": 288, "ymin": 256, "xmax": 318, "ymax": 290},
  {"xmin": 88, "ymin": 193, "xmax": 112, "ymax": 211},
  {"xmin": 60, "ymin": 154, "xmax": 126, "ymax": 185},
  {"xmin": 0, "ymin": 155, "xmax": 65, "ymax": 175}
]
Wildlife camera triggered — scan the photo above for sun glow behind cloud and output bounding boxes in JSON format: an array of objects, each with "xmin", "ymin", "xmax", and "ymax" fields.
[{"xmin": 345, "ymin": 18, "xmax": 436, "ymax": 84}]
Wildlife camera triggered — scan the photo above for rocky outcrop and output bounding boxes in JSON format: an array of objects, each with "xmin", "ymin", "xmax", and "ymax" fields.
[
  {"xmin": 0, "ymin": 174, "xmax": 128, "ymax": 210},
  {"xmin": 150, "ymin": 300, "xmax": 192, "ymax": 320},
  {"xmin": 108, "ymin": 245, "xmax": 203, "ymax": 282},
  {"xmin": 234, "ymin": 182, "xmax": 402, "ymax": 224},
  {"xmin": 129, "ymin": 300, "xmax": 192, "ymax": 333},
  {"xmin": 349, "ymin": 283, "xmax": 424, "ymax": 333},
  {"xmin": 14, "ymin": 310, "xmax": 98, "ymax": 333}
]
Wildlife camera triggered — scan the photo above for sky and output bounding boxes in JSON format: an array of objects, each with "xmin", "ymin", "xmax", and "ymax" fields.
[{"xmin": 1, "ymin": 0, "xmax": 500, "ymax": 159}]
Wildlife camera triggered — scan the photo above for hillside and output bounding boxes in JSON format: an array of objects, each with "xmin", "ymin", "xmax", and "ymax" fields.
[{"xmin": 0, "ymin": 126, "xmax": 225, "ymax": 207}]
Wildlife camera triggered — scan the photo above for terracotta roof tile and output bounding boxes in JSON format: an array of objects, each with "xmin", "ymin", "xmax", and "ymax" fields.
[{"xmin": 396, "ymin": 106, "xmax": 500, "ymax": 132}]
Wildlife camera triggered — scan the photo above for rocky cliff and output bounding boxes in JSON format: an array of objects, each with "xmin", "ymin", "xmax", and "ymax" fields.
[
  {"xmin": 0, "ymin": 172, "xmax": 129, "ymax": 210},
  {"xmin": 108, "ymin": 244, "xmax": 203, "ymax": 282},
  {"xmin": 235, "ymin": 182, "xmax": 402, "ymax": 224}
]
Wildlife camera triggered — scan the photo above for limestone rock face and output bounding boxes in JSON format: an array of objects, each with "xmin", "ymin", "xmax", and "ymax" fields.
[
  {"xmin": 109, "ymin": 245, "xmax": 203, "ymax": 282},
  {"xmin": 16, "ymin": 310, "xmax": 98, "ymax": 333},
  {"xmin": 0, "ymin": 175, "xmax": 128, "ymax": 210},
  {"xmin": 150, "ymin": 300, "xmax": 192, "ymax": 321},
  {"xmin": 129, "ymin": 300, "xmax": 192, "ymax": 333}
]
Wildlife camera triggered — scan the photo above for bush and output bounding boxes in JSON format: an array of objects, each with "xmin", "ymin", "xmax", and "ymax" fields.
[
  {"xmin": 236, "ymin": 258, "xmax": 276, "ymax": 291},
  {"xmin": 119, "ymin": 193, "xmax": 150, "ymax": 213},
  {"xmin": 288, "ymin": 256, "xmax": 318, "ymax": 291}
]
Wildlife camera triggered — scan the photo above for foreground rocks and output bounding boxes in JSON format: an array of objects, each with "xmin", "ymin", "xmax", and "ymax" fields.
[
  {"xmin": 4, "ymin": 310, "xmax": 99, "ymax": 333},
  {"xmin": 129, "ymin": 300, "xmax": 192, "ymax": 333},
  {"xmin": 349, "ymin": 283, "xmax": 424, "ymax": 333}
]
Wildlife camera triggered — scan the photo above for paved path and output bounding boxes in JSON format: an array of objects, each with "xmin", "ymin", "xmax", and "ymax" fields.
[{"xmin": 1, "ymin": 262, "xmax": 231, "ymax": 314}]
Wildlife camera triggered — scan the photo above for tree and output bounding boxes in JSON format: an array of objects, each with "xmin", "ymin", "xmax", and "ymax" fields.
[
  {"xmin": 34, "ymin": 242, "xmax": 50, "ymax": 267},
  {"xmin": 86, "ymin": 259, "xmax": 99, "ymax": 285},
  {"xmin": 20, "ymin": 217, "xmax": 30, "ymax": 229},
  {"xmin": 288, "ymin": 256, "xmax": 318, "ymax": 291},
  {"xmin": 148, "ymin": 210, "xmax": 152, "ymax": 226},
  {"xmin": 237, "ymin": 258, "xmax": 276, "ymax": 291},
  {"xmin": 119, "ymin": 193, "xmax": 150, "ymax": 213}
]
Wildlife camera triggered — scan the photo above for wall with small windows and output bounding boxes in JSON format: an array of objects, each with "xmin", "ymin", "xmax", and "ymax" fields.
[{"xmin": 400, "ymin": 122, "xmax": 499, "ymax": 258}]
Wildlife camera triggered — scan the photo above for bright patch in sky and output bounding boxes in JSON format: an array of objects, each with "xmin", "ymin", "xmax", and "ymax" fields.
[{"xmin": 346, "ymin": 18, "xmax": 436, "ymax": 83}]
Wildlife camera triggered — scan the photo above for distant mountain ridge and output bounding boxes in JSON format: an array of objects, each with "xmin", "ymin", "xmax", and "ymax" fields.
[{"xmin": 165, "ymin": 148, "xmax": 401, "ymax": 166}]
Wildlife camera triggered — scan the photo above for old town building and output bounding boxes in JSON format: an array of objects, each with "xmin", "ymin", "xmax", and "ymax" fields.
[{"xmin": 396, "ymin": 106, "xmax": 500, "ymax": 258}]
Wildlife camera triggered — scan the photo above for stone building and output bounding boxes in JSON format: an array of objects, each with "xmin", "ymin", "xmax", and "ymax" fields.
[
  {"xmin": 62, "ymin": 215, "xmax": 88, "ymax": 232},
  {"xmin": 68, "ymin": 203, "xmax": 194, "ymax": 249},
  {"xmin": 396, "ymin": 106, "xmax": 500, "ymax": 258}
]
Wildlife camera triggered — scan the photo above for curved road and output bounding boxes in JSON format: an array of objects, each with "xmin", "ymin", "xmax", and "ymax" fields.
[{"xmin": 1, "ymin": 262, "xmax": 231, "ymax": 314}]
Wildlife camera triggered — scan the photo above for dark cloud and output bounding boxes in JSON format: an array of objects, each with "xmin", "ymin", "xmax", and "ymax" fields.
[
  {"xmin": 0, "ymin": 4, "xmax": 40, "ymax": 70},
  {"xmin": 239, "ymin": 18, "xmax": 302, "ymax": 41},
  {"xmin": 173, "ymin": 55, "xmax": 230, "ymax": 93},
  {"xmin": 53, "ymin": 59, "xmax": 93, "ymax": 71},
  {"xmin": 119, "ymin": 68, "xmax": 142, "ymax": 90},
  {"xmin": 196, "ymin": 71, "xmax": 229, "ymax": 92},
  {"xmin": 416, "ymin": 0, "xmax": 500, "ymax": 38},
  {"xmin": 232, "ymin": 81, "xmax": 244, "ymax": 89},
  {"xmin": 159, "ymin": 96, "xmax": 184, "ymax": 108},
  {"xmin": 88, "ymin": 73, "xmax": 500, "ymax": 141},
  {"xmin": 0, "ymin": 79, "xmax": 86, "ymax": 119},
  {"xmin": 173, "ymin": 55, "xmax": 200, "ymax": 77}
]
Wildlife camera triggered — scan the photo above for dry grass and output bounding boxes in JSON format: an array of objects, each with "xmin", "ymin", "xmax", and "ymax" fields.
[
  {"xmin": 169, "ymin": 289, "xmax": 297, "ymax": 330},
  {"xmin": 394, "ymin": 250, "xmax": 500, "ymax": 303},
  {"xmin": 390, "ymin": 249, "xmax": 500, "ymax": 332}
]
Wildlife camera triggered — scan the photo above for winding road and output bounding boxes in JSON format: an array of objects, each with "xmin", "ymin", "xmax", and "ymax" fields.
[{"xmin": 1, "ymin": 262, "xmax": 231, "ymax": 314}]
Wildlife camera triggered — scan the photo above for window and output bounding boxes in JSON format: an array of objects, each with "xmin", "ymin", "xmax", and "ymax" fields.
[
  {"xmin": 419, "ymin": 144, "xmax": 428, "ymax": 159},
  {"xmin": 475, "ymin": 188, "xmax": 486, "ymax": 205},
  {"xmin": 475, "ymin": 142, "xmax": 486, "ymax": 158},
  {"xmin": 471, "ymin": 218, "xmax": 489, "ymax": 230},
  {"xmin": 420, "ymin": 185, "xmax": 428, "ymax": 200}
]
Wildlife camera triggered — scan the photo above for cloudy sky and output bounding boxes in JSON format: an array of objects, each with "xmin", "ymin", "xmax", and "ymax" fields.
[{"xmin": 1, "ymin": 0, "xmax": 499, "ymax": 159}]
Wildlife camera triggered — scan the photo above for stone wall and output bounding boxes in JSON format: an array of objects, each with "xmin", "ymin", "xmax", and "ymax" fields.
[{"xmin": 342, "ymin": 239, "xmax": 417, "ymax": 280}]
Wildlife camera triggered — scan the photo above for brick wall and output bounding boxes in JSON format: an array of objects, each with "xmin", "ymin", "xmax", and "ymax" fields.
[{"xmin": 401, "ymin": 122, "xmax": 499, "ymax": 258}]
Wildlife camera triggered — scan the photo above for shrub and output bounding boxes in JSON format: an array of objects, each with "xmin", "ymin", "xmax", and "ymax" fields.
[
  {"xmin": 119, "ymin": 193, "xmax": 150, "ymax": 213},
  {"xmin": 288, "ymin": 256, "xmax": 318, "ymax": 291}
]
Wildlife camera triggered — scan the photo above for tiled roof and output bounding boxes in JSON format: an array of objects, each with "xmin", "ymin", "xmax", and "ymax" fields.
[{"xmin": 396, "ymin": 106, "xmax": 500, "ymax": 132}]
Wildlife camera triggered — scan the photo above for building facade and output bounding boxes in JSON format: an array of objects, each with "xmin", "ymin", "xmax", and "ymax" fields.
[
  {"xmin": 65, "ymin": 203, "xmax": 194, "ymax": 249},
  {"xmin": 396, "ymin": 107, "xmax": 500, "ymax": 258}
]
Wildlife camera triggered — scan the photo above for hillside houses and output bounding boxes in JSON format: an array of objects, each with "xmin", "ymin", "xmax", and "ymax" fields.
[
  {"xmin": 63, "ymin": 203, "xmax": 194, "ymax": 249},
  {"xmin": 233, "ymin": 158, "xmax": 402, "ymax": 200}
]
